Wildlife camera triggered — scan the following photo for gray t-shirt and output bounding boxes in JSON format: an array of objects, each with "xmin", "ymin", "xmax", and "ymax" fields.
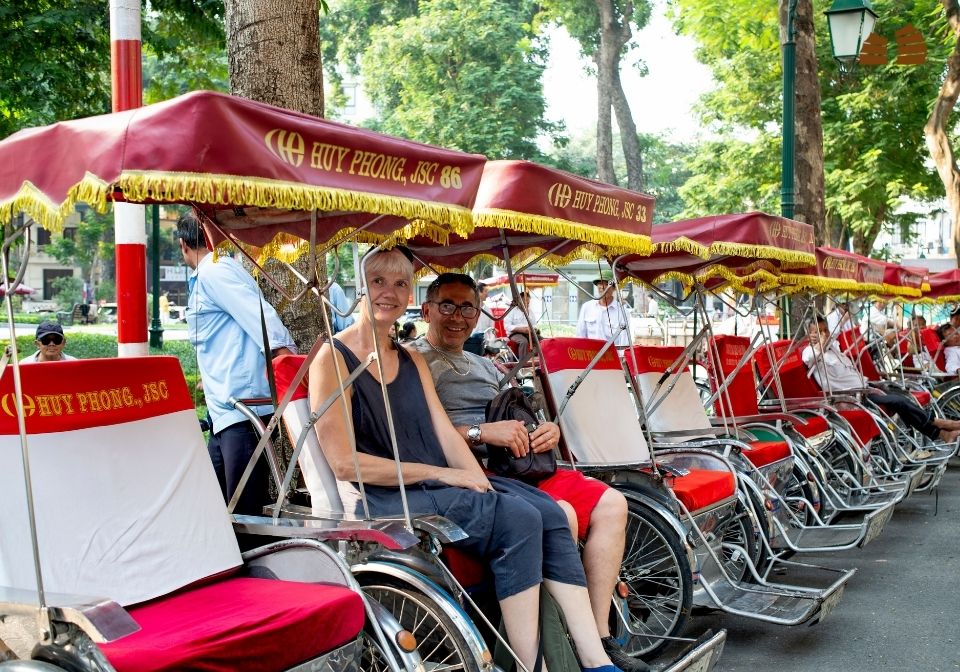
[{"xmin": 409, "ymin": 338, "xmax": 500, "ymax": 428}]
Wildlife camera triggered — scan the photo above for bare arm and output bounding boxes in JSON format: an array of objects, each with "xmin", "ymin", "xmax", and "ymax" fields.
[{"xmin": 309, "ymin": 344, "xmax": 473, "ymax": 488}]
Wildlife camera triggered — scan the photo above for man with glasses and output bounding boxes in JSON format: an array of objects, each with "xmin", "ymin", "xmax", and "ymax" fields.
[
  {"xmin": 410, "ymin": 273, "xmax": 647, "ymax": 672},
  {"xmin": 22, "ymin": 321, "xmax": 76, "ymax": 363}
]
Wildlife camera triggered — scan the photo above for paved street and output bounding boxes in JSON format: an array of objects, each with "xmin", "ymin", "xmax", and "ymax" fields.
[{"xmin": 671, "ymin": 458, "xmax": 960, "ymax": 671}]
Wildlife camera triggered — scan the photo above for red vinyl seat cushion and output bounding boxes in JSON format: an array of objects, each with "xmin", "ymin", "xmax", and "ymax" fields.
[
  {"xmin": 442, "ymin": 548, "xmax": 487, "ymax": 588},
  {"xmin": 743, "ymin": 440, "xmax": 791, "ymax": 467},
  {"xmin": 792, "ymin": 415, "xmax": 830, "ymax": 438},
  {"xmin": 910, "ymin": 390, "xmax": 931, "ymax": 407},
  {"xmin": 99, "ymin": 577, "xmax": 365, "ymax": 672},
  {"xmin": 668, "ymin": 469, "xmax": 736, "ymax": 512},
  {"xmin": 837, "ymin": 409, "xmax": 881, "ymax": 444}
]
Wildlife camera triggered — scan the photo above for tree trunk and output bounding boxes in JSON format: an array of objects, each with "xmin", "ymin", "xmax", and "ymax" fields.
[
  {"xmin": 925, "ymin": 0, "xmax": 960, "ymax": 267},
  {"xmin": 594, "ymin": 0, "xmax": 635, "ymax": 186},
  {"xmin": 612, "ymin": 70, "xmax": 644, "ymax": 191},
  {"xmin": 791, "ymin": 0, "xmax": 826, "ymax": 244},
  {"xmin": 224, "ymin": 0, "xmax": 327, "ymax": 352}
]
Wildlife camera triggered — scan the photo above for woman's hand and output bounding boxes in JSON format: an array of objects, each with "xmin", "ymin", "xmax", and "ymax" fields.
[
  {"xmin": 438, "ymin": 467, "xmax": 493, "ymax": 492},
  {"xmin": 482, "ymin": 420, "xmax": 530, "ymax": 457},
  {"xmin": 530, "ymin": 422, "xmax": 560, "ymax": 453}
]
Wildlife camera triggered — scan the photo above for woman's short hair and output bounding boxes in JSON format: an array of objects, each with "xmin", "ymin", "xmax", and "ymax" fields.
[{"xmin": 364, "ymin": 247, "xmax": 415, "ymax": 285}]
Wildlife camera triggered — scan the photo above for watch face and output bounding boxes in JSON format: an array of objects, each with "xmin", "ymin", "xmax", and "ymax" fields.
[{"xmin": 468, "ymin": 426, "xmax": 481, "ymax": 442}]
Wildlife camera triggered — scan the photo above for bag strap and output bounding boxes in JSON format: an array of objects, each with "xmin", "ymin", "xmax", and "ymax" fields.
[{"xmin": 259, "ymin": 294, "xmax": 279, "ymax": 407}]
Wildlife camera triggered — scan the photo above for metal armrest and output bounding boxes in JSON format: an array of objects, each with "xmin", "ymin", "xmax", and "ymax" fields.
[
  {"xmin": 0, "ymin": 587, "xmax": 139, "ymax": 644},
  {"xmin": 232, "ymin": 514, "xmax": 419, "ymax": 550},
  {"xmin": 650, "ymin": 427, "xmax": 727, "ymax": 438}
]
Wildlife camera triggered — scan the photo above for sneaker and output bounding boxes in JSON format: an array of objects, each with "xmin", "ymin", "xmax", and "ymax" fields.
[{"xmin": 601, "ymin": 637, "xmax": 651, "ymax": 672}]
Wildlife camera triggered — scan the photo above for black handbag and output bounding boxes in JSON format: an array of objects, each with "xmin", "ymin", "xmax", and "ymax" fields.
[{"xmin": 484, "ymin": 387, "xmax": 557, "ymax": 483}]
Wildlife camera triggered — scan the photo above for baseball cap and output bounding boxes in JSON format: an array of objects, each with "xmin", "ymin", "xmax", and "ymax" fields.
[
  {"xmin": 592, "ymin": 270, "xmax": 614, "ymax": 285},
  {"xmin": 35, "ymin": 321, "xmax": 64, "ymax": 340},
  {"xmin": 951, "ymin": 306, "xmax": 960, "ymax": 318}
]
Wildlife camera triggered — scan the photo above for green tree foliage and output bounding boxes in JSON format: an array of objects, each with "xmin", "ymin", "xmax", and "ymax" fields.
[
  {"xmin": 672, "ymin": 0, "xmax": 949, "ymax": 253},
  {"xmin": 0, "ymin": 1, "xmax": 110, "ymax": 138},
  {"xmin": 0, "ymin": 0, "xmax": 226, "ymax": 139},
  {"xmin": 46, "ymin": 208, "xmax": 114, "ymax": 300},
  {"xmin": 352, "ymin": 0, "xmax": 559, "ymax": 158}
]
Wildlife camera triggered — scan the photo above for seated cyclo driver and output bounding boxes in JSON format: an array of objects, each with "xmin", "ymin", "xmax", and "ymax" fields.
[
  {"xmin": 309, "ymin": 249, "xmax": 623, "ymax": 672},
  {"xmin": 803, "ymin": 316, "xmax": 960, "ymax": 445},
  {"xmin": 409, "ymin": 272, "xmax": 645, "ymax": 672}
]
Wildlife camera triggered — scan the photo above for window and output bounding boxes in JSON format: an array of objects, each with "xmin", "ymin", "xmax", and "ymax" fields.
[
  {"xmin": 64, "ymin": 228, "xmax": 76, "ymax": 241},
  {"xmin": 36, "ymin": 228, "xmax": 51, "ymax": 246}
]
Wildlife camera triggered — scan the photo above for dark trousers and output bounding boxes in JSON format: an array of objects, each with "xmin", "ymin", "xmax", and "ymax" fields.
[
  {"xmin": 207, "ymin": 416, "xmax": 271, "ymax": 516},
  {"xmin": 867, "ymin": 392, "xmax": 938, "ymax": 439}
]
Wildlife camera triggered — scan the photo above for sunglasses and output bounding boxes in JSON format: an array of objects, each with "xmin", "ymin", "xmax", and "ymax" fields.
[
  {"xmin": 430, "ymin": 300, "xmax": 480, "ymax": 319},
  {"xmin": 38, "ymin": 334, "xmax": 64, "ymax": 346}
]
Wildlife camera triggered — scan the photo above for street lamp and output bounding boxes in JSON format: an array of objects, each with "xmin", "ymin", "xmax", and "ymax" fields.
[
  {"xmin": 825, "ymin": 0, "xmax": 878, "ymax": 70},
  {"xmin": 781, "ymin": 0, "xmax": 878, "ymax": 219}
]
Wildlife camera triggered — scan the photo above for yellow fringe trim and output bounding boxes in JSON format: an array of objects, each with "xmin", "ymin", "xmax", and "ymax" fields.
[
  {"xmin": 474, "ymin": 208, "xmax": 653, "ymax": 257},
  {"xmin": 879, "ymin": 283, "xmax": 922, "ymax": 298},
  {"xmin": 917, "ymin": 294, "xmax": 960, "ymax": 304},
  {"xmin": 0, "ymin": 173, "xmax": 111, "ymax": 232},
  {"xmin": 0, "ymin": 170, "xmax": 477, "ymax": 238},
  {"xmin": 778, "ymin": 273, "xmax": 866, "ymax": 294},
  {"xmin": 653, "ymin": 236, "xmax": 815, "ymax": 266}
]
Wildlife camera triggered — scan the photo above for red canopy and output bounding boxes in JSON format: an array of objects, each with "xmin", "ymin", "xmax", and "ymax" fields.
[
  {"xmin": 780, "ymin": 246, "xmax": 868, "ymax": 294},
  {"xmin": 483, "ymin": 271, "xmax": 559, "ymax": 289},
  {"xmin": 0, "ymin": 91, "xmax": 486, "ymax": 253},
  {"xmin": 0, "ymin": 283, "xmax": 35, "ymax": 297},
  {"xmin": 617, "ymin": 212, "xmax": 816, "ymax": 292},
  {"xmin": 922, "ymin": 268, "xmax": 960, "ymax": 303},
  {"xmin": 408, "ymin": 160, "xmax": 654, "ymax": 269},
  {"xmin": 879, "ymin": 261, "xmax": 925, "ymax": 298}
]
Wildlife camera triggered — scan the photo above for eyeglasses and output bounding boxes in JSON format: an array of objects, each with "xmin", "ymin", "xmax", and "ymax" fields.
[
  {"xmin": 430, "ymin": 301, "xmax": 479, "ymax": 319},
  {"xmin": 38, "ymin": 334, "xmax": 64, "ymax": 346}
]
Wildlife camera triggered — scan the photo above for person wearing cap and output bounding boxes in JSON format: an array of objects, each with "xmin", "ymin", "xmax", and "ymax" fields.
[
  {"xmin": 575, "ymin": 271, "xmax": 631, "ymax": 346},
  {"xmin": 176, "ymin": 210, "xmax": 296, "ymax": 516},
  {"xmin": 22, "ymin": 322, "xmax": 76, "ymax": 363}
]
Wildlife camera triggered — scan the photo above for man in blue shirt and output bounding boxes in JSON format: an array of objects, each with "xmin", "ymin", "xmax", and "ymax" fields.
[
  {"xmin": 328, "ymin": 281, "xmax": 355, "ymax": 334},
  {"xmin": 177, "ymin": 211, "xmax": 296, "ymax": 515}
]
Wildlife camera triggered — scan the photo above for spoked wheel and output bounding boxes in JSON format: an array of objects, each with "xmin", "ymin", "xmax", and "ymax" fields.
[
  {"xmin": 937, "ymin": 387, "xmax": 960, "ymax": 421},
  {"xmin": 613, "ymin": 500, "xmax": 692, "ymax": 659},
  {"xmin": 359, "ymin": 629, "xmax": 395, "ymax": 672},
  {"xmin": 717, "ymin": 497, "xmax": 759, "ymax": 582},
  {"xmin": 821, "ymin": 442, "xmax": 863, "ymax": 493},
  {"xmin": 361, "ymin": 582, "xmax": 480, "ymax": 672},
  {"xmin": 783, "ymin": 465, "xmax": 817, "ymax": 527}
]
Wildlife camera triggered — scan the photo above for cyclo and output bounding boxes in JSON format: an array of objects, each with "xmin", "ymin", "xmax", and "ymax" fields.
[
  {"xmin": 0, "ymin": 89, "xmax": 497, "ymax": 672},
  {"xmin": 232, "ymin": 158, "xmax": 726, "ymax": 671}
]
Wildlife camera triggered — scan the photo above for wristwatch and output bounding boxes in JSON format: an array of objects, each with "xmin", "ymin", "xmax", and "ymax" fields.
[{"xmin": 467, "ymin": 424, "xmax": 482, "ymax": 446}]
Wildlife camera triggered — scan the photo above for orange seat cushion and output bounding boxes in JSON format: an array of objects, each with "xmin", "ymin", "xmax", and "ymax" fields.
[
  {"xmin": 99, "ymin": 577, "xmax": 365, "ymax": 672},
  {"xmin": 668, "ymin": 469, "xmax": 735, "ymax": 512},
  {"xmin": 792, "ymin": 415, "xmax": 830, "ymax": 438},
  {"xmin": 743, "ymin": 440, "xmax": 791, "ymax": 467},
  {"xmin": 838, "ymin": 409, "xmax": 880, "ymax": 444},
  {"xmin": 910, "ymin": 390, "xmax": 931, "ymax": 407}
]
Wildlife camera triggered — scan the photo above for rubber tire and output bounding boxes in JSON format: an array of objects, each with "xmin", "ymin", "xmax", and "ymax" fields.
[
  {"xmin": 783, "ymin": 465, "xmax": 817, "ymax": 528},
  {"xmin": 359, "ymin": 580, "xmax": 481, "ymax": 672},
  {"xmin": 613, "ymin": 500, "xmax": 693, "ymax": 659},
  {"xmin": 718, "ymin": 496, "xmax": 759, "ymax": 583},
  {"xmin": 937, "ymin": 387, "xmax": 960, "ymax": 422}
]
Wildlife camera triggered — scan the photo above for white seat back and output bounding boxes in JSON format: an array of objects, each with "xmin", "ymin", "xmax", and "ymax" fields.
[
  {"xmin": 540, "ymin": 338, "xmax": 651, "ymax": 465},
  {"xmin": 625, "ymin": 346, "xmax": 714, "ymax": 442},
  {"xmin": 0, "ymin": 357, "xmax": 241, "ymax": 607},
  {"xmin": 273, "ymin": 355, "xmax": 344, "ymax": 516}
]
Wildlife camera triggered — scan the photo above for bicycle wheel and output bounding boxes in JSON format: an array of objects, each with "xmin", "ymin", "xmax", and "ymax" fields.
[
  {"xmin": 360, "ymin": 581, "xmax": 480, "ymax": 672},
  {"xmin": 937, "ymin": 387, "xmax": 960, "ymax": 421},
  {"xmin": 359, "ymin": 628, "xmax": 395, "ymax": 672},
  {"xmin": 613, "ymin": 500, "xmax": 692, "ymax": 658},
  {"xmin": 783, "ymin": 465, "xmax": 817, "ymax": 527},
  {"xmin": 717, "ymin": 497, "xmax": 758, "ymax": 583}
]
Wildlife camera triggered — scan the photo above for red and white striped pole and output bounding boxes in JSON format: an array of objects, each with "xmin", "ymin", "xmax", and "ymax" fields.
[{"xmin": 110, "ymin": 0, "xmax": 148, "ymax": 357}]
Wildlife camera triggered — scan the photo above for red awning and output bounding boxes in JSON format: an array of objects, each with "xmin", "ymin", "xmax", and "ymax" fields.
[
  {"xmin": 922, "ymin": 268, "xmax": 960, "ymax": 303},
  {"xmin": 879, "ymin": 261, "xmax": 925, "ymax": 298},
  {"xmin": 0, "ymin": 90, "xmax": 485, "ymax": 254},
  {"xmin": 483, "ymin": 271, "xmax": 560, "ymax": 289},
  {"xmin": 780, "ymin": 246, "xmax": 868, "ymax": 293},
  {"xmin": 408, "ymin": 160, "xmax": 654, "ymax": 269},
  {"xmin": 618, "ymin": 212, "xmax": 815, "ymax": 293}
]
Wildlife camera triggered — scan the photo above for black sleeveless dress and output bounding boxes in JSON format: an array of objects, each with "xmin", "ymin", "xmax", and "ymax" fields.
[{"xmin": 332, "ymin": 339, "xmax": 585, "ymax": 599}]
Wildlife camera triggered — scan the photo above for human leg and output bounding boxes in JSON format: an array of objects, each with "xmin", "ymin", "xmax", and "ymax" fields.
[
  {"xmin": 215, "ymin": 418, "xmax": 270, "ymax": 515},
  {"xmin": 500, "ymin": 585, "xmax": 544, "ymax": 671},
  {"xmin": 583, "ymin": 490, "xmax": 627, "ymax": 638},
  {"xmin": 206, "ymin": 431, "xmax": 227, "ymax": 500}
]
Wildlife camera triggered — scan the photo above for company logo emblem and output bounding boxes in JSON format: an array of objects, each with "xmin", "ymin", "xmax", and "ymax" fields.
[
  {"xmin": 264, "ymin": 128, "xmax": 305, "ymax": 167},
  {"xmin": 548, "ymin": 181, "xmax": 572, "ymax": 209},
  {"xmin": 1, "ymin": 393, "xmax": 35, "ymax": 418}
]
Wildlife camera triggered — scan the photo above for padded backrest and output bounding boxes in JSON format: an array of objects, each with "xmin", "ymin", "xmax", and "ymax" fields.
[
  {"xmin": 273, "ymin": 355, "xmax": 345, "ymax": 516},
  {"xmin": 0, "ymin": 357, "xmax": 241, "ymax": 607},
  {"xmin": 708, "ymin": 335, "xmax": 759, "ymax": 417},
  {"xmin": 837, "ymin": 328, "xmax": 881, "ymax": 381},
  {"xmin": 540, "ymin": 337, "xmax": 650, "ymax": 465},
  {"xmin": 921, "ymin": 327, "xmax": 946, "ymax": 371},
  {"xmin": 624, "ymin": 345, "xmax": 714, "ymax": 442},
  {"xmin": 754, "ymin": 339, "xmax": 822, "ymax": 399}
]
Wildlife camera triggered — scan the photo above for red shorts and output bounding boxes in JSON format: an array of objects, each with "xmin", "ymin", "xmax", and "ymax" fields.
[{"xmin": 537, "ymin": 470, "xmax": 608, "ymax": 540}]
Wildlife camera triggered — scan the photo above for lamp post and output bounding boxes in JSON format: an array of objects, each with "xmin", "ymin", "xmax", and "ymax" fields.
[{"xmin": 780, "ymin": 0, "xmax": 878, "ymax": 219}]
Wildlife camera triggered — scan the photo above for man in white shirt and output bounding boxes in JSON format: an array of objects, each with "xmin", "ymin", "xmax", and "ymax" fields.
[
  {"xmin": 861, "ymin": 300, "xmax": 892, "ymax": 336},
  {"xmin": 575, "ymin": 272, "xmax": 630, "ymax": 346},
  {"xmin": 503, "ymin": 291, "xmax": 538, "ymax": 358},
  {"xmin": 804, "ymin": 316, "xmax": 960, "ymax": 443}
]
